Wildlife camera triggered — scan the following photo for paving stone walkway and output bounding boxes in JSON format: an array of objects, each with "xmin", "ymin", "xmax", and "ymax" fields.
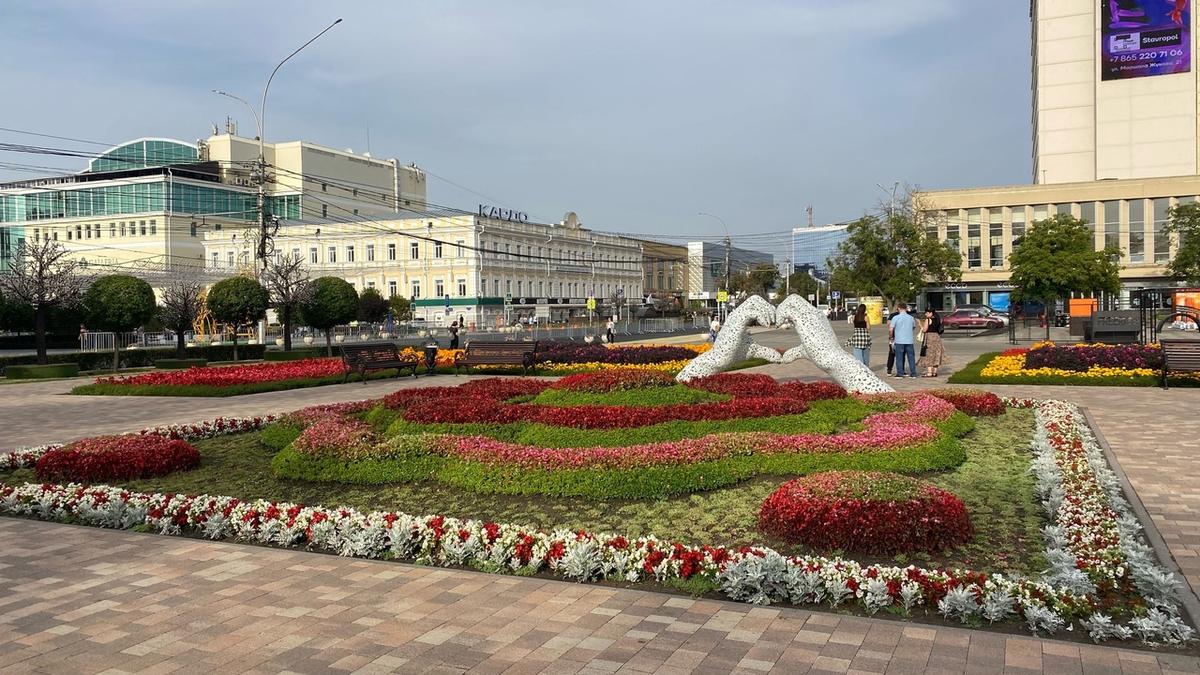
[{"xmin": 4, "ymin": 339, "xmax": 1200, "ymax": 672}]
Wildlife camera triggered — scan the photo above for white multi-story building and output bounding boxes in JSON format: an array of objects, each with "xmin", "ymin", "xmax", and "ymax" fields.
[
  {"xmin": 203, "ymin": 210, "xmax": 644, "ymax": 328},
  {"xmin": 686, "ymin": 241, "xmax": 774, "ymax": 306}
]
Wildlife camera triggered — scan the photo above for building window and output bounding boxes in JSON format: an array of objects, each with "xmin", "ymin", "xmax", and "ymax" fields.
[
  {"xmin": 366, "ymin": 244, "xmax": 375, "ymax": 262},
  {"xmin": 458, "ymin": 278, "xmax": 467, "ymax": 296},
  {"xmin": 322, "ymin": 183, "xmax": 327, "ymax": 192},
  {"xmin": 346, "ymin": 245, "xmax": 355, "ymax": 263},
  {"xmin": 85, "ymin": 225, "xmax": 91, "ymax": 239},
  {"xmin": 227, "ymin": 252, "xmax": 235, "ymax": 267},
  {"xmin": 410, "ymin": 242, "xmax": 419, "ymax": 259},
  {"xmin": 989, "ymin": 211, "xmax": 1003, "ymax": 268},
  {"xmin": 434, "ymin": 241, "xmax": 443, "ymax": 258},
  {"xmin": 309, "ymin": 247, "xmax": 318, "ymax": 264},
  {"xmin": 411, "ymin": 280, "xmax": 421, "ymax": 299},
  {"xmin": 505, "ymin": 279, "xmax": 512, "ymax": 294},
  {"xmin": 1080, "ymin": 202, "xmax": 1095, "ymax": 226},
  {"xmin": 537, "ymin": 280, "xmax": 544, "ymax": 296},
  {"xmin": 1011, "ymin": 209, "xmax": 1026, "ymax": 251},
  {"xmin": 966, "ymin": 209, "xmax": 981, "ymax": 268},
  {"xmin": 1154, "ymin": 198, "xmax": 1171, "ymax": 263},
  {"xmin": 140, "ymin": 220, "xmax": 147, "ymax": 236},
  {"xmin": 289, "ymin": 247, "xmax": 299, "ymax": 261},
  {"xmin": 211, "ymin": 252, "xmax": 219, "ymax": 268},
  {"xmin": 149, "ymin": 220, "xmax": 157, "ymax": 235},
  {"xmin": 1103, "ymin": 201, "xmax": 1120, "ymax": 257},
  {"xmin": 119, "ymin": 222, "xmax": 126, "ymax": 237},
  {"xmin": 516, "ymin": 280, "xmax": 523, "ymax": 296},
  {"xmin": 328, "ymin": 246, "xmax": 336, "ymax": 264},
  {"xmin": 388, "ymin": 281, "xmax": 397, "ymax": 297},
  {"xmin": 353, "ymin": 209, "xmax": 359, "ymax": 216},
  {"xmin": 322, "ymin": 204, "xmax": 328, "ymax": 218},
  {"xmin": 435, "ymin": 279, "xmax": 444, "ymax": 297},
  {"xmin": 493, "ymin": 280, "xmax": 500, "ymax": 296},
  {"xmin": 190, "ymin": 223, "xmax": 197, "ymax": 237},
  {"xmin": 1129, "ymin": 199, "xmax": 1145, "ymax": 264},
  {"xmin": 353, "ymin": 188, "xmax": 358, "ymax": 197},
  {"xmin": 505, "ymin": 243, "xmax": 511, "ymax": 259},
  {"xmin": 456, "ymin": 240, "xmax": 464, "ymax": 257},
  {"xmin": 109, "ymin": 223, "xmax": 116, "ymax": 238}
]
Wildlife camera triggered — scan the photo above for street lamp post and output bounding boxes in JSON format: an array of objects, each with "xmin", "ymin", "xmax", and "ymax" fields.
[
  {"xmin": 875, "ymin": 181, "xmax": 899, "ymax": 219},
  {"xmin": 217, "ymin": 18, "xmax": 343, "ymax": 270}
]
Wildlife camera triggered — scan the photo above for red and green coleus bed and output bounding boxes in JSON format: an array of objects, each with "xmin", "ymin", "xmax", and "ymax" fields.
[
  {"xmin": 266, "ymin": 373, "xmax": 980, "ymax": 498},
  {"xmin": 0, "ymin": 385, "xmax": 1191, "ymax": 644}
]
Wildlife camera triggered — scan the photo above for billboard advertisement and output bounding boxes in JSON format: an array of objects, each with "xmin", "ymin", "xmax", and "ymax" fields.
[
  {"xmin": 988, "ymin": 291, "xmax": 1011, "ymax": 313},
  {"xmin": 1101, "ymin": 1, "xmax": 1190, "ymax": 80}
]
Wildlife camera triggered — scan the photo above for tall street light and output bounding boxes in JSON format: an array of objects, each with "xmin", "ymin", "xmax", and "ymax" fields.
[
  {"xmin": 875, "ymin": 181, "xmax": 899, "ymax": 218},
  {"xmin": 212, "ymin": 90, "xmax": 261, "ymax": 141},
  {"xmin": 698, "ymin": 212, "xmax": 732, "ymax": 320},
  {"xmin": 247, "ymin": 18, "xmax": 343, "ymax": 268}
]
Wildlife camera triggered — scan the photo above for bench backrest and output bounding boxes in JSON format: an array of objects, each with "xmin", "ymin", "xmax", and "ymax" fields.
[
  {"xmin": 1162, "ymin": 340, "xmax": 1200, "ymax": 371},
  {"xmin": 340, "ymin": 343, "xmax": 402, "ymax": 365},
  {"xmin": 462, "ymin": 341, "xmax": 537, "ymax": 359}
]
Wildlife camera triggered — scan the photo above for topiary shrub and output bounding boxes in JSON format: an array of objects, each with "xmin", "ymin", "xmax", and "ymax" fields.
[
  {"xmin": 758, "ymin": 471, "xmax": 972, "ymax": 554},
  {"xmin": 6, "ymin": 363, "xmax": 80, "ymax": 379},
  {"xmin": 35, "ymin": 435, "xmax": 200, "ymax": 482},
  {"xmin": 154, "ymin": 359, "xmax": 208, "ymax": 370}
]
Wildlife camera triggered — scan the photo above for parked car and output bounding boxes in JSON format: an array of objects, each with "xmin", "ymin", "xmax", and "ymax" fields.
[
  {"xmin": 942, "ymin": 309, "xmax": 1006, "ymax": 330},
  {"xmin": 952, "ymin": 304, "xmax": 1010, "ymax": 326}
]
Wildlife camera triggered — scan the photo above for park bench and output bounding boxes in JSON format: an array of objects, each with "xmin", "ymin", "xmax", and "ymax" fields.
[
  {"xmin": 454, "ymin": 340, "xmax": 539, "ymax": 375},
  {"xmin": 1161, "ymin": 339, "xmax": 1200, "ymax": 390},
  {"xmin": 339, "ymin": 343, "xmax": 418, "ymax": 384}
]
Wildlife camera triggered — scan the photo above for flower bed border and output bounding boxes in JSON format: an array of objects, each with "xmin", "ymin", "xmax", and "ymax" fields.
[
  {"xmin": 0, "ymin": 399, "xmax": 1194, "ymax": 645},
  {"xmin": 949, "ymin": 352, "xmax": 1200, "ymax": 388}
]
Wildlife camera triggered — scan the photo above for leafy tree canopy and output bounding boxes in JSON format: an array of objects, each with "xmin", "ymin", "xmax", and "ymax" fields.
[
  {"xmin": 828, "ymin": 211, "xmax": 962, "ymax": 308},
  {"xmin": 357, "ymin": 287, "xmax": 389, "ymax": 323},
  {"xmin": 1165, "ymin": 202, "xmax": 1200, "ymax": 284},
  {"xmin": 299, "ymin": 276, "xmax": 359, "ymax": 330},
  {"xmin": 206, "ymin": 276, "xmax": 269, "ymax": 329},
  {"xmin": 83, "ymin": 275, "xmax": 157, "ymax": 333},
  {"xmin": 1008, "ymin": 214, "xmax": 1121, "ymax": 304}
]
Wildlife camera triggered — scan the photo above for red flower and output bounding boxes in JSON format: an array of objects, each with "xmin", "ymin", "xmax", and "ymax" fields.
[
  {"xmin": 95, "ymin": 358, "xmax": 348, "ymax": 388},
  {"xmin": 35, "ymin": 435, "xmax": 199, "ymax": 483}
]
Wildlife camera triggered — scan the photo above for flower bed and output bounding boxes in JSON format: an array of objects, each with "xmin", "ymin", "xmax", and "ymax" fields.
[
  {"xmin": 1, "ymin": 395, "xmax": 1193, "ymax": 644},
  {"xmin": 758, "ymin": 471, "xmax": 972, "ymax": 554},
  {"xmin": 950, "ymin": 343, "xmax": 1200, "ymax": 387},
  {"xmin": 926, "ymin": 389, "xmax": 1005, "ymax": 416},
  {"xmin": 34, "ymin": 435, "xmax": 200, "ymax": 483}
]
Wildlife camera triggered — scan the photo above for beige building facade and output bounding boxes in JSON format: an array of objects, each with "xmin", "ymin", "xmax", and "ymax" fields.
[{"xmin": 202, "ymin": 211, "xmax": 644, "ymax": 328}]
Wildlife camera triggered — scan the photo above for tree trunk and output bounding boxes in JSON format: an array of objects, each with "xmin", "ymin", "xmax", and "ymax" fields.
[
  {"xmin": 282, "ymin": 305, "xmax": 292, "ymax": 352},
  {"xmin": 325, "ymin": 331, "xmax": 333, "ymax": 357},
  {"xmin": 34, "ymin": 306, "xmax": 47, "ymax": 365},
  {"xmin": 232, "ymin": 330, "xmax": 239, "ymax": 362},
  {"xmin": 175, "ymin": 327, "xmax": 187, "ymax": 359}
]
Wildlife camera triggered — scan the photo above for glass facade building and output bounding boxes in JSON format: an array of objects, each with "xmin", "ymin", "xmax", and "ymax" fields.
[
  {"xmin": 87, "ymin": 139, "xmax": 199, "ymax": 173},
  {"xmin": 790, "ymin": 224, "xmax": 849, "ymax": 274}
]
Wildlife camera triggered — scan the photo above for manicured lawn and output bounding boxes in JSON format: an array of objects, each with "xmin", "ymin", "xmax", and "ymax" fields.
[{"xmin": 0, "ymin": 409, "xmax": 1044, "ymax": 576}]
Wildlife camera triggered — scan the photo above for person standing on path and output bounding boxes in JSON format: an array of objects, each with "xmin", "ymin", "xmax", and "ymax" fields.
[
  {"xmin": 848, "ymin": 304, "xmax": 872, "ymax": 366},
  {"xmin": 449, "ymin": 320, "xmax": 460, "ymax": 350},
  {"xmin": 709, "ymin": 315, "xmax": 720, "ymax": 342},
  {"xmin": 918, "ymin": 308, "xmax": 946, "ymax": 377},
  {"xmin": 888, "ymin": 303, "xmax": 918, "ymax": 378},
  {"xmin": 605, "ymin": 317, "xmax": 615, "ymax": 344}
]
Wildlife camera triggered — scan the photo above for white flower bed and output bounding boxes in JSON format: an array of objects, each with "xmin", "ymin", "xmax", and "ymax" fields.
[{"xmin": 0, "ymin": 401, "xmax": 1193, "ymax": 644}]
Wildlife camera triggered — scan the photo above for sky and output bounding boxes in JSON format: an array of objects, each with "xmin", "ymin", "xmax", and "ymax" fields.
[{"xmin": 0, "ymin": 1, "xmax": 1032, "ymax": 249}]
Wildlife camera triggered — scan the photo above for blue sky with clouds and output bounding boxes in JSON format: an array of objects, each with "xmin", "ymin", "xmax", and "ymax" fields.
[{"xmin": 0, "ymin": 1, "xmax": 1031, "ymax": 241}]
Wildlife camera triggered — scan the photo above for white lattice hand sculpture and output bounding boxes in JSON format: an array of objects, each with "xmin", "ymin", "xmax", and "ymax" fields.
[
  {"xmin": 675, "ymin": 295, "xmax": 780, "ymax": 382},
  {"xmin": 775, "ymin": 294, "xmax": 893, "ymax": 393}
]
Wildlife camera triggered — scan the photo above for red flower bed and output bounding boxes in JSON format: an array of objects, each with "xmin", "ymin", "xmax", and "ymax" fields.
[
  {"xmin": 1023, "ymin": 343, "xmax": 1163, "ymax": 372},
  {"xmin": 95, "ymin": 359, "xmax": 348, "ymax": 388},
  {"xmin": 552, "ymin": 370, "xmax": 676, "ymax": 393},
  {"xmin": 35, "ymin": 435, "xmax": 200, "ymax": 483},
  {"xmin": 293, "ymin": 417, "xmax": 379, "ymax": 460},
  {"xmin": 928, "ymin": 389, "xmax": 1005, "ymax": 416},
  {"xmin": 758, "ymin": 471, "xmax": 972, "ymax": 554}
]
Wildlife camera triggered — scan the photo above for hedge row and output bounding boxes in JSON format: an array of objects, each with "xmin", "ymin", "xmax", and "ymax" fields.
[
  {"xmin": 0, "ymin": 344, "xmax": 266, "ymax": 375},
  {"xmin": 6, "ymin": 363, "xmax": 81, "ymax": 379}
]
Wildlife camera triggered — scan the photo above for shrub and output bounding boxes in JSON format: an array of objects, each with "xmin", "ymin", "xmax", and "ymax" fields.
[
  {"xmin": 154, "ymin": 359, "xmax": 208, "ymax": 370},
  {"xmin": 6, "ymin": 363, "xmax": 80, "ymax": 379},
  {"xmin": 758, "ymin": 471, "xmax": 972, "ymax": 554},
  {"xmin": 263, "ymin": 349, "xmax": 324, "ymax": 362},
  {"xmin": 35, "ymin": 435, "xmax": 199, "ymax": 482},
  {"xmin": 535, "ymin": 342, "xmax": 698, "ymax": 365},
  {"xmin": 927, "ymin": 389, "xmax": 1005, "ymax": 416}
]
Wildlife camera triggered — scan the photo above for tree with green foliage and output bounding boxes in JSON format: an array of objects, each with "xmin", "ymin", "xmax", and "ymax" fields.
[
  {"xmin": 1009, "ymin": 213, "xmax": 1122, "ymax": 340},
  {"xmin": 829, "ymin": 209, "xmax": 962, "ymax": 310},
  {"xmin": 0, "ymin": 239, "xmax": 85, "ymax": 364},
  {"xmin": 0, "ymin": 288, "xmax": 35, "ymax": 334},
  {"xmin": 357, "ymin": 287, "xmax": 389, "ymax": 323},
  {"xmin": 205, "ymin": 276, "xmax": 269, "ymax": 361},
  {"xmin": 158, "ymin": 280, "xmax": 204, "ymax": 359},
  {"xmin": 1165, "ymin": 202, "xmax": 1200, "ymax": 283},
  {"xmin": 388, "ymin": 294, "xmax": 413, "ymax": 322},
  {"xmin": 744, "ymin": 264, "xmax": 780, "ymax": 297},
  {"xmin": 784, "ymin": 270, "xmax": 821, "ymax": 302},
  {"xmin": 83, "ymin": 275, "xmax": 157, "ymax": 371},
  {"xmin": 299, "ymin": 276, "xmax": 359, "ymax": 356}
]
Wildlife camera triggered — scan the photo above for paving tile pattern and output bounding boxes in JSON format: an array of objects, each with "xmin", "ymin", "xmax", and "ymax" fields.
[{"xmin": 1, "ymin": 519, "xmax": 1197, "ymax": 674}]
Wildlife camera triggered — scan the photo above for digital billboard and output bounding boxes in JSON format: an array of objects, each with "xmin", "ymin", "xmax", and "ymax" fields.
[{"xmin": 1101, "ymin": 0, "xmax": 1190, "ymax": 81}]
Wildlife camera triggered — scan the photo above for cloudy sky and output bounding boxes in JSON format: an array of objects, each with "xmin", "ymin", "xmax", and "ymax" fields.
[{"xmin": 1, "ymin": 1, "xmax": 1030, "ymax": 246}]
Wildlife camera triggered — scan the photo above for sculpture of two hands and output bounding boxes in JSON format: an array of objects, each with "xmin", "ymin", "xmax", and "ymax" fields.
[{"xmin": 675, "ymin": 294, "xmax": 894, "ymax": 394}]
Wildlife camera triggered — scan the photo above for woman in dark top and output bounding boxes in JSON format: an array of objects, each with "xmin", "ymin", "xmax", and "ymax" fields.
[{"xmin": 917, "ymin": 308, "xmax": 946, "ymax": 377}]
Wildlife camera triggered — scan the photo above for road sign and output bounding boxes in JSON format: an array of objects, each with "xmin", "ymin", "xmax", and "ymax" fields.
[
  {"xmin": 586, "ymin": 297, "xmax": 596, "ymax": 311},
  {"xmin": 831, "ymin": 291, "xmax": 841, "ymax": 300},
  {"xmin": 716, "ymin": 290, "xmax": 729, "ymax": 303},
  {"xmin": 504, "ymin": 293, "xmax": 513, "ymax": 304}
]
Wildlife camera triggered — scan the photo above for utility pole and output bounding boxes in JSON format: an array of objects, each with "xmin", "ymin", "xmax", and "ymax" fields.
[{"xmin": 785, "ymin": 257, "xmax": 791, "ymax": 296}]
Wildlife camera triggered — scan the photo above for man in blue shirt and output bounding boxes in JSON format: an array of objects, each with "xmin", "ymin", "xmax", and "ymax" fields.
[{"xmin": 888, "ymin": 303, "xmax": 918, "ymax": 378}]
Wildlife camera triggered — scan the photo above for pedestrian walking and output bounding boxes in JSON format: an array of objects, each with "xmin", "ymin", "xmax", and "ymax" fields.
[
  {"xmin": 918, "ymin": 308, "xmax": 947, "ymax": 377},
  {"xmin": 847, "ymin": 304, "xmax": 872, "ymax": 366},
  {"xmin": 605, "ymin": 317, "xmax": 615, "ymax": 344},
  {"xmin": 449, "ymin": 320, "xmax": 460, "ymax": 350},
  {"xmin": 709, "ymin": 315, "xmax": 721, "ymax": 342},
  {"xmin": 888, "ymin": 303, "xmax": 918, "ymax": 378}
]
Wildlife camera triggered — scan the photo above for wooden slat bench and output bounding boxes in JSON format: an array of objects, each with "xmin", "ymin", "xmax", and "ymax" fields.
[
  {"xmin": 1161, "ymin": 339, "xmax": 1200, "ymax": 390},
  {"xmin": 340, "ymin": 343, "xmax": 419, "ymax": 384},
  {"xmin": 454, "ymin": 340, "xmax": 538, "ymax": 375}
]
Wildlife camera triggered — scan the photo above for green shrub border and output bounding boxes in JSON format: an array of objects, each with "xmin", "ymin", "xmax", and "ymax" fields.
[
  {"xmin": 154, "ymin": 359, "xmax": 208, "ymax": 370},
  {"xmin": 6, "ymin": 363, "xmax": 81, "ymax": 379},
  {"xmin": 947, "ymin": 352, "xmax": 1200, "ymax": 387},
  {"xmin": 269, "ymin": 412, "xmax": 974, "ymax": 499},
  {"xmin": 263, "ymin": 349, "xmax": 325, "ymax": 362},
  {"xmin": 0, "ymin": 344, "xmax": 265, "ymax": 376}
]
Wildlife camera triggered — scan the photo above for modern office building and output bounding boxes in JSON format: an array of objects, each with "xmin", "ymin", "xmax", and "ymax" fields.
[
  {"xmin": 685, "ymin": 241, "xmax": 774, "ymax": 305},
  {"xmin": 918, "ymin": 0, "xmax": 1200, "ymax": 309},
  {"xmin": 791, "ymin": 224, "xmax": 850, "ymax": 274},
  {"xmin": 0, "ymin": 132, "xmax": 426, "ymax": 280},
  {"xmin": 202, "ymin": 210, "xmax": 644, "ymax": 327}
]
